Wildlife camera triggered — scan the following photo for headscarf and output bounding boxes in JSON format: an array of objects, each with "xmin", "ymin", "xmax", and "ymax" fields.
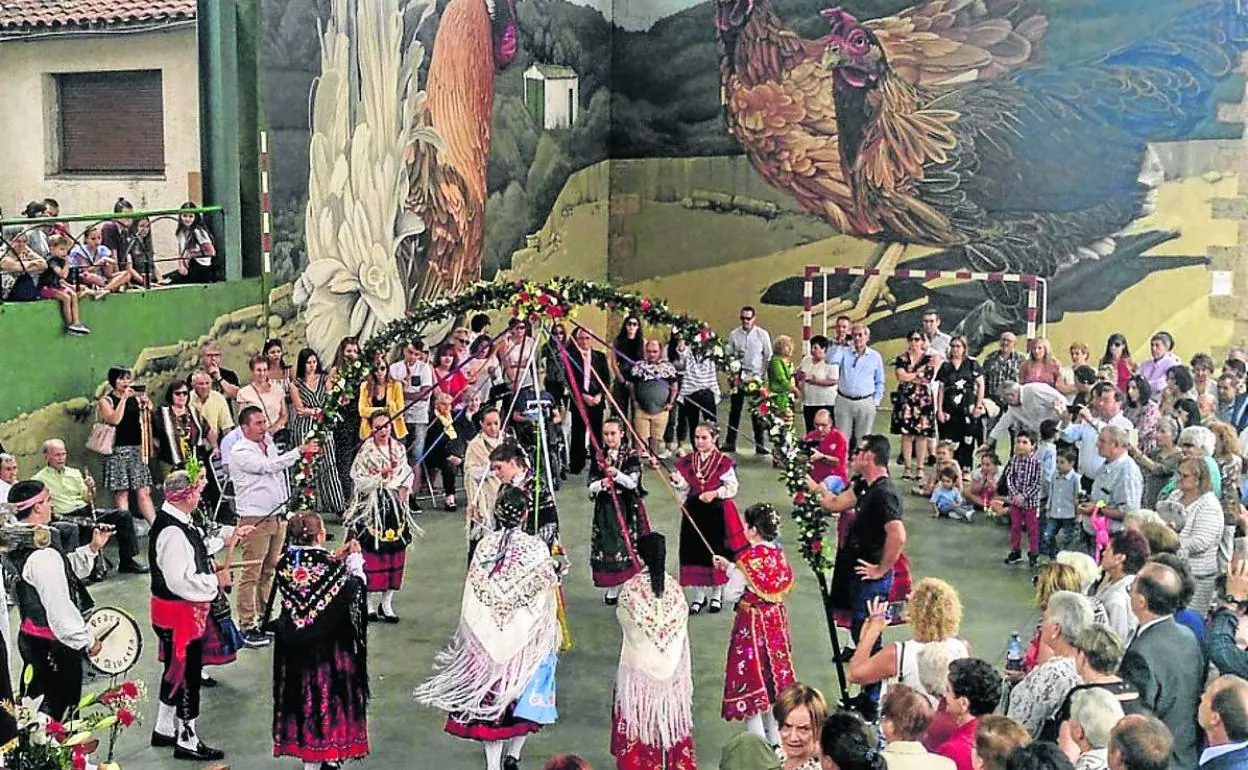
[
  {"xmin": 720, "ymin": 731, "xmax": 782, "ymax": 770},
  {"xmin": 637, "ymin": 531, "xmax": 666, "ymax": 598}
]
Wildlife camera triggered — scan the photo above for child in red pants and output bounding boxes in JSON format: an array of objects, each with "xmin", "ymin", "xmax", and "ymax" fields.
[{"xmin": 992, "ymin": 429, "xmax": 1044, "ymax": 568}]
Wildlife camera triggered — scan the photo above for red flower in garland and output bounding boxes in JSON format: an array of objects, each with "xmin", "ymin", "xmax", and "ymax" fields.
[
  {"xmin": 538, "ymin": 293, "xmax": 552, "ymax": 306},
  {"xmin": 117, "ymin": 707, "xmax": 136, "ymax": 727},
  {"xmin": 303, "ymin": 486, "xmax": 315, "ymax": 496},
  {"xmin": 119, "ymin": 680, "xmax": 140, "ymax": 699},
  {"xmin": 759, "ymin": 387, "xmax": 771, "ymax": 399},
  {"xmin": 71, "ymin": 748, "xmax": 87, "ymax": 770},
  {"xmin": 47, "ymin": 720, "xmax": 67, "ymax": 741},
  {"xmin": 547, "ymin": 305, "xmax": 566, "ymax": 318},
  {"xmin": 794, "ymin": 491, "xmax": 807, "ymax": 505},
  {"xmin": 518, "ymin": 291, "xmax": 531, "ymax": 303},
  {"xmin": 639, "ymin": 298, "xmax": 652, "ymax": 312},
  {"xmin": 699, "ymin": 327, "xmax": 712, "ymax": 343},
  {"xmin": 810, "ymin": 539, "xmax": 822, "ymax": 554},
  {"xmin": 758, "ymin": 403, "xmax": 770, "ymax": 415}
]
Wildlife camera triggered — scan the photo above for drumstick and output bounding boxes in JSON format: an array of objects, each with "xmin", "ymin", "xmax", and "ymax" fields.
[{"xmin": 225, "ymin": 559, "xmax": 264, "ymax": 570}]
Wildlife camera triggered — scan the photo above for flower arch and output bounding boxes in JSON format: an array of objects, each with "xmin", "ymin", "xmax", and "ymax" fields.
[{"xmin": 293, "ymin": 277, "xmax": 831, "ymax": 573}]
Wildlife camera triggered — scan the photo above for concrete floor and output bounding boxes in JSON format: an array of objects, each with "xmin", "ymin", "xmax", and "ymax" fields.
[{"xmin": 77, "ymin": 443, "xmax": 1039, "ymax": 770}]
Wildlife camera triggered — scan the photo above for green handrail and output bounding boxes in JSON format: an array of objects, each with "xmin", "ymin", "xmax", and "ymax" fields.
[{"xmin": 0, "ymin": 205, "xmax": 224, "ymax": 228}]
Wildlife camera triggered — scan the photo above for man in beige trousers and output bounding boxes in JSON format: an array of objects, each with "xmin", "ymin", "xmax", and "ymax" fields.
[{"xmin": 227, "ymin": 406, "xmax": 318, "ymax": 647}]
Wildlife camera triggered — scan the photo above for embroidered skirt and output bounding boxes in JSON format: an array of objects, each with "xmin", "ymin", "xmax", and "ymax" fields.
[
  {"xmin": 273, "ymin": 636, "xmax": 369, "ymax": 762},
  {"xmin": 611, "ymin": 707, "xmax": 698, "ymax": 770},
  {"xmin": 721, "ymin": 597, "xmax": 796, "ymax": 721},
  {"xmin": 444, "ymin": 700, "xmax": 541, "ymax": 743},
  {"xmin": 590, "ymin": 493, "xmax": 650, "ymax": 588},
  {"xmin": 103, "ymin": 445, "xmax": 152, "ymax": 492},
  {"xmin": 362, "ymin": 550, "xmax": 406, "ymax": 592},
  {"xmin": 679, "ymin": 497, "xmax": 744, "ymax": 587}
]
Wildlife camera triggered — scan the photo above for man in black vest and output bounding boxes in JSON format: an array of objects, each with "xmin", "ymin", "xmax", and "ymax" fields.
[
  {"xmin": 148, "ymin": 470, "xmax": 227, "ymax": 761},
  {"xmin": 5, "ymin": 480, "xmax": 109, "ymax": 719}
]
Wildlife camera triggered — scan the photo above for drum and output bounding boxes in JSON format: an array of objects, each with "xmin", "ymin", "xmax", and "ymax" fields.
[{"xmin": 85, "ymin": 606, "xmax": 143, "ymax": 677}]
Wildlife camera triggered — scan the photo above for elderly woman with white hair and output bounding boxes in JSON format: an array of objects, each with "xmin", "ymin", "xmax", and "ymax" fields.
[
  {"xmin": 1059, "ymin": 687, "xmax": 1124, "ymax": 770},
  {"xmin": 1162, "ymin": 424, "xmax": 1222, "ymax": 498},
  {"xmin": 1006, "ymin": 591, "xmax": 1095, "ymax": 737}
]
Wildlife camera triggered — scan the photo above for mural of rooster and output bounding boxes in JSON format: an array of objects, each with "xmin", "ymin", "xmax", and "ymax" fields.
[
  {"xmin": 402, "ymin": 0, "xmax": 519, "ymax": 304},
  {"xmin": 718, "ymin": 0, "xmax": 1247, "ymax": 348}
]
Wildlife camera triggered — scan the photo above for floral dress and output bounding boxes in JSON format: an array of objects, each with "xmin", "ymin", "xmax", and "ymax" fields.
[{"xmin": 891, "ymin": 352, "xmax": 936, "ymax": 437}]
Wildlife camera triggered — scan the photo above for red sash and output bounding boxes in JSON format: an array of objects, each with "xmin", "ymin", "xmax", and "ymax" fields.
[{"xmin": 150, "ymin": 597, "xmax": 210, "ymax": 696}]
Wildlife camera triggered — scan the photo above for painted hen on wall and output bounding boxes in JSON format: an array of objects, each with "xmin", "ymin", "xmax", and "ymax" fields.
[
  {"xmin": 403, "ymin": 0, "xmax": 519, "ymax": 304},
  {"xmin": 817, "ymin": 0, "xmax": 1247, "ymax": 346},
  {"xmin": 715, "ymin": 0, "xmax": 1049, "ymax": 331}
]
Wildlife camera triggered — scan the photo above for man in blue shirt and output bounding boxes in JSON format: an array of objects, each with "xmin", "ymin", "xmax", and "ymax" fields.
[{"xmin": 833, "ymin": 324, "xmax": 884, "ymax": 446}]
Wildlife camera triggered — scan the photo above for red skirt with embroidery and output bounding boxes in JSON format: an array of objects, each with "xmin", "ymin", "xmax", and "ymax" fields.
[
  {"xmin": 362, "ymin": 550, "xmax": 406, "ymax": 592},
  {"xmin": 610, "ymin": 707, "xmax": 698, "ymax": 770},
  {"xmin": 444, "ymin": 699, "xmax": 541, "ymax": 742},
  {"xmin": 721, "ymin": 595, "xmax": 795, "ymax": 721},
  {"xmin": 273, "ymin": 642, "xmax": 369, "ymax": 762}
]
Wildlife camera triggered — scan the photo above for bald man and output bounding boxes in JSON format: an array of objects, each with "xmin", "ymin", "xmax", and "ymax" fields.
[
  {"xmin": 1109, "ymin": 714, "xmax": 1172, "ymax": 770},
  {"xmin": 1119, "ymin": 562, "xmax": 1204, "ymax": 768},
  {"xmin": 1199, "ymin": 675, "xmax": 1248, "ymax": 768}
]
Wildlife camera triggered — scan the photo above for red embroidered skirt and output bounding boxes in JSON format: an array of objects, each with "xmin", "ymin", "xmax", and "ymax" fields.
[
  {"xmin": 273, "ymin": 642, "xmax": 369, "ymax": 762},
  {"xmin": 610, "ymin": 707, "xmax": 698, "ymax": 770},
  {"xmin": 444, "ymin": 700, "xmax": 541, "ymax": 743},
  {"xmin": 721, "ymin": 596, "xmax": 796, "ymax": 721},
  {"xmin": 362, "ymin": 550, "xmax": 406, "ymax": 592}
]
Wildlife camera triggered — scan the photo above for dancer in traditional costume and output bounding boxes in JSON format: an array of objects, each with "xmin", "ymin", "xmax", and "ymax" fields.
[
  {"xmin": 611, "ymin": 532, "xmax": 697, "ymax": 770},
  {"xmin": 148, "ymin": 471, "xmax": 226, "ymax": 761},
  {"xmin": 491, "ymin": 442, "xmax": 560, "ymax": 549},
  {"xmin": 413, "ymin": 488, "xmax": 563, "ymax": 770},
  {"xmin": 5, "ymin": 481, "xmax": 107, "ymax": 721},
  {"xmin": 713, "ymin": 503, "xmax": 796, "ymax": 745},
  {"xmin": 154, "ymin": 469, "xmax": 248, "ymax": 688},
  {"xmin": 669, "ymin": 423, "xmax": 746, "ymax": 614},
  {"xmin": 273, "ymin": 512, "xmax": 370, "ymax": 770},
  {"xmin": 588, "ymin": 417, "xmax": 651, "ymax": 604},
  {"xmin": 465, "ymin": 406, "xmax": 505, "ymax": 561},
  {"xmin": 346, "ymin": 413, "xmax": 418, "ymax": 624}
]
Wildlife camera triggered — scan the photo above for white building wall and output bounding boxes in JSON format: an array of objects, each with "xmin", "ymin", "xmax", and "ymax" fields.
[
  {"xmin": 542, "ymin": 78, "xmax": 579, "ymax": 130},
  {"xmin": 0, "ymin": 26, "xmax": 201, "ymax": 255}
]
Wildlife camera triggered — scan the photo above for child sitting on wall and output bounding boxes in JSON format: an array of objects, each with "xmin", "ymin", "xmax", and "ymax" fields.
[{"xmin": 37, "ymin": 238, "xmax": 90, "ymax": 335}]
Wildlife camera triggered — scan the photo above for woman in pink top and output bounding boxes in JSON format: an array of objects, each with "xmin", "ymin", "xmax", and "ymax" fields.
[
  {"xmin": 1099, "ymin": 333, "xmax": 1135, "ymax": 393},
  {"xmin": 1018, "ymin": 338, "xmax": 1060, "ymax": 387}
]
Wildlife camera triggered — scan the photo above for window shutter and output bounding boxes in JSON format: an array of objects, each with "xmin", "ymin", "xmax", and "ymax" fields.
[{"xmin": 59, "ymin": 70, "xmax": 165, "ymax": 174}]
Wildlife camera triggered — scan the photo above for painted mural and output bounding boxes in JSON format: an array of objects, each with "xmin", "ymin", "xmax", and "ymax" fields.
[{"xmin": 257, "ymin": 0, "xmax": 1243, "ymax": 362}]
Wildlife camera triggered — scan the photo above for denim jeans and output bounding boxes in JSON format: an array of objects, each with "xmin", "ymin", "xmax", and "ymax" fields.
[
  {"xmin": 1041, "ymin": 517, "xmax": 1078, "ymax": 558},
  {"xmin": 851, "ymin": 573, "xmax": 894, "ymax": 705}
]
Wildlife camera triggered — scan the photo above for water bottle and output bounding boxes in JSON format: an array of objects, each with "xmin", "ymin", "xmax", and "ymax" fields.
[{"xmin": 1005, "ymin": 632, "xmax": 1025, "ymax": 672}]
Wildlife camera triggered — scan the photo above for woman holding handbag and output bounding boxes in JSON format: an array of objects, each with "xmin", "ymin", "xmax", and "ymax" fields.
[{"xmin": 97, "ymin": 365, "xmax": 156, "ymax": 523}]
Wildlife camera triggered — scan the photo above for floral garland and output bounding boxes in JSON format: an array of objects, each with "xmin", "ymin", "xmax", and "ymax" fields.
[{"xmin": 292, "ymin": 277, "xmax": 829, "ymax": 572}]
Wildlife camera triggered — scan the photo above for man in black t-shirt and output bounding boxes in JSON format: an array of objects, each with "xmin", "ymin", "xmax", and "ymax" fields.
[
  {"xmin": 189, "ymin": 343, "xmax": 240, "ymax": 400},
  {"xmin": 813, "ymin": 433, "xmax": 906, "ymax": 712}
]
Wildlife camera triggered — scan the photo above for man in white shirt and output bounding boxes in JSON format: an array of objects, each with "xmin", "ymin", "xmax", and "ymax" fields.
[
  {"xmin": 228, "ymin": 405, "xmax": 319, "ymax": 645},
  {"xmin": 725, "ymin": 305, "xmax": 773, "ymax": 454},
  {"xmin": 988, "ymin": 381, "xmax": 1066, "ymax": 448},
  {"xmin": 1198, "ymin": 675, "xmax": 1248, "ymax": 768},
  {"xmin": 5, "ymin": 480, "xmax": 110, "ymax": 719},
  {"xmin": 390, "ymin": 340, "xmax": 434, "ymax": 492},
  {"xmin": 1062, "ymin": 382, "xmax": 1135, "ymax": 482},
  {"xmin": 149, "ymin": 471, "xmax": 231, "ymax": 761},
  {"xmin": 921, "ymin": 310, "xmax": 951, "ymax": 362},
  {"xmin": 1079, "ymin": 426, "xmax": 1143, "ymax": 540}
]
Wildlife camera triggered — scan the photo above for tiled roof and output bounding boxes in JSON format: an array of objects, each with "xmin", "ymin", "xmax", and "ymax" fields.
[{"xmin": 0, "ymin": 0, "xmax": 196, "ymax": 33}]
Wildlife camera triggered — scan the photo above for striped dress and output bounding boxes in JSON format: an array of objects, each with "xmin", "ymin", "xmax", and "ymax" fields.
[
  {"xmin": 1172, "ymin": 490, "xmax": 1225, "ymax": 612},
  {"xmin": 293, "ymin": 377, "xmax": 347, "ymax": 515}
]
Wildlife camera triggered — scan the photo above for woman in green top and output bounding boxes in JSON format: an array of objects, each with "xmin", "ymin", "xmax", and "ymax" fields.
[{"xmin": 768, "ymin": 336, "xmax": 799, "ymax": 467}]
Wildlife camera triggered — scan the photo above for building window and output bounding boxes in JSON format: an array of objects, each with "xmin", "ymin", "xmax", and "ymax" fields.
[{"xmin": 56, "ymin": 70, "xmax": 165, "ymax": 174}]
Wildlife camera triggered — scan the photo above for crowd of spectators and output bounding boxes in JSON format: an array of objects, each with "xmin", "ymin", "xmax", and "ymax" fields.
[{"xmin": 0, "ymin": 197, "xmax": 220, "ymax": 335}]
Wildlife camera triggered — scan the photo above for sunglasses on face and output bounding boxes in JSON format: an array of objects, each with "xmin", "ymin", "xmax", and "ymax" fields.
[
  {"xmin": 173, "ymin": 390, "xmax": 189, "ymax": 396},
  {"xmin": 740, "ymin": 315, "xmax": 753, "ymax": 321}
]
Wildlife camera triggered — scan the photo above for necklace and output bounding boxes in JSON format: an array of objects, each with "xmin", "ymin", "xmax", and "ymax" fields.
[{"xmin": 692, "ymin": 449, "xmax": 719, "ymax": 483}]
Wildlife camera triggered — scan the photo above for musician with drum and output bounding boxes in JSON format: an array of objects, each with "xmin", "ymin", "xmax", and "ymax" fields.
[
  {"xmin": 4, "ymin": 480, "xmax": 111, "ymax": 719},
  {"xmin": 148, "ymin": 470, "xmax": 228, "ymax": 762}
]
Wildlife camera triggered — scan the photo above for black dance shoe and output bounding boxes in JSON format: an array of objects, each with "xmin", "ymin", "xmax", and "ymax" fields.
[
  {"xmin": 150, "ymin": 731, "xmax": 176, "ymax": 748},
  {"xmin": 173, "ymin": 741, "xmax": 225, "ymax": 761}
]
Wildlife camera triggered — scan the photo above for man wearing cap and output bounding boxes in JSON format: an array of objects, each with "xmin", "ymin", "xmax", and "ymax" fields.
[
  {"xmin": 148, "ymin": 470, "xmax": 228, "ymax": 761},
  {"xmin": 5, "ymin": 480, "xmax": 111, "ymax": 719}
]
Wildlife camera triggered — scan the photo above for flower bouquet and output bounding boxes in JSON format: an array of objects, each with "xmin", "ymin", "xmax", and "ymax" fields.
[{"xmin": 2, "ymin": 670, "xmax": 145, "ymax": 770}]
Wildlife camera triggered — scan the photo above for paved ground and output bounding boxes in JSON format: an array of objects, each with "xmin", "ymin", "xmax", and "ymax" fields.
[{"xmin": 79, "ymin": 441, "xmax": 1039, "ymax": 770}]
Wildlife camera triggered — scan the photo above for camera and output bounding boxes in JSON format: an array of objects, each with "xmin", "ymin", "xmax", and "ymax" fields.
[
  {"xmin": 132, "ymin": 384, "xmax": 147, "ymax": 394},
  {"xmin": 799, "ymin": 438, "xmax": 820, "ymax": 451}
]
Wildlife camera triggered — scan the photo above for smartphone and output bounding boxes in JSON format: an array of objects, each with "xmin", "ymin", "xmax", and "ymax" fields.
[{"xmin": 132, "ymin": 384, "xmax": 147, "ymax": 394}]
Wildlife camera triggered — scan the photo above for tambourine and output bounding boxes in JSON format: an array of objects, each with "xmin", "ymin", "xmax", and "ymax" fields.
[{"xmin": 85, "ymin": 606, "xmax": 143, "ymax": 676}]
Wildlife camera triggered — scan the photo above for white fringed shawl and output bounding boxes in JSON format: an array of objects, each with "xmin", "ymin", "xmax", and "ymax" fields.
[
  {"xmin": 413, "ymin": 529, "xmax": 560, "ymax": 721},
  {"xmin": 614, "ymin": 573, "xmax": 693, "ymax": 748}
]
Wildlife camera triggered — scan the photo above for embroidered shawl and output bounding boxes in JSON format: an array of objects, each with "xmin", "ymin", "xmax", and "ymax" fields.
[{"xmin": 737, "ymin": 543, "xmax": 795, "ymax": 603}]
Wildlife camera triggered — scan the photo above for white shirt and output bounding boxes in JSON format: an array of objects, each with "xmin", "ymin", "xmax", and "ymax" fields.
[
  {"xmin": 989, "ymin": 382, "xmax": 1065, "ymax": 444},
  {"xmin": 0, "ymin": 479, "xmax": 10, "ymax": 518},
  {"xmin": 926, "ymin": 331, "xmax": 952, "ymax": 360},
  {"xmin": 728, "ymin": 325, "xmax": 773, "ymax": 377},
  {"xmin": 1201, "ymin": 741, "xmax": 1248, "ymax": 766},
  {"xmin": 389, "ymin": 359, "xmax": 434, "ymax": 423},
  {"xmin": 154, "ymin": 502, "xmax": 219, "ymax": 602},
  {"xmin": 229, "ymin": 435, "xmax": 302, "ymax": 518},
  {"xmin": 22, "ymin": 539, "xmax": 97, "ymax": 650},
  {"xmin": 798, "ymin": 354, "xmax": 839, "ymax": 406},
  {"xmin": 1094, "ymin": 574, "xmax": 1137, "ymax": 643},
  {"xmin": 219, "ymin": 426, "xmax": 244, "ymax": 470}
]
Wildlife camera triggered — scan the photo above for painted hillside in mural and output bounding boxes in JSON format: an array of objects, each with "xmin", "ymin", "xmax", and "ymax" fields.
[{"xmin": 258, "ymin": 0, "xmax": 1243, "ymax": 362}]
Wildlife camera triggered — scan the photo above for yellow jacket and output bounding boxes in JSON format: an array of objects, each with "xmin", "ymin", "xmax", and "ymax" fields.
[{"xmin": 358, "ymin": 380, "xmax": 408, "ymax": 440}]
